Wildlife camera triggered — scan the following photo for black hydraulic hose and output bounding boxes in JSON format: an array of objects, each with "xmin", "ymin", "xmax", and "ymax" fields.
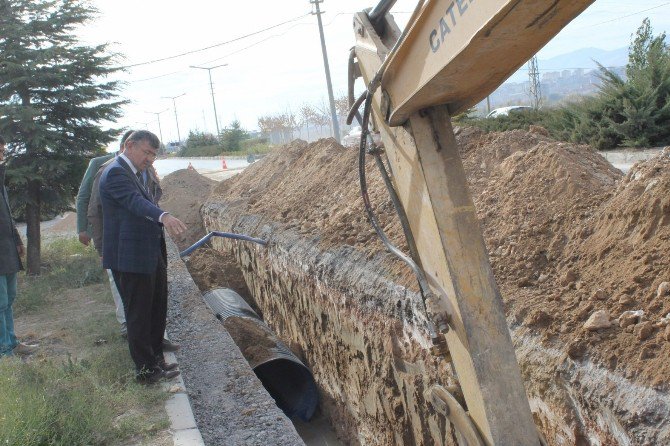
[
  {"xmin": 179, "ymin": 231, "xmax": 267, "ymax": 257},
  {"xmin": 368, "ymin": 0, "xmax": 397, "ymax": 36},
  {"xmin": 347, "ymin": 91, "xmax": 367, "ymax": 126},
  {"xmin": 357, "ymin": 92, "xmax": 436, "ymax": 337},
  {"xmin": 372, "ymin": 152, "xmax": 426, "ymax": 287}
]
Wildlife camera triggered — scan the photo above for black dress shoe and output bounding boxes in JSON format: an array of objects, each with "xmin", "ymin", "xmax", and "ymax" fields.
[
  {"xmin": 136, "ymin": 368, "xmax": 180, "ymax": 385},
  {"xmin": 162, "ymin": 338, "xmax": 180, "ymax": 352},
  {"xmin": 163, "ymin": 369, "xmax": 180, "ymax": 380},
  {"xmin": 159, "ymin": 361, "xmax": 179, "ymax": 372}
]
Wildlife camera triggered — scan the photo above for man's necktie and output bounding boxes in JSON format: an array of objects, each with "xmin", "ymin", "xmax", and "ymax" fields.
[{"xmin": 136, "ymin": 170, "xmax": 154, "ymax": 203}]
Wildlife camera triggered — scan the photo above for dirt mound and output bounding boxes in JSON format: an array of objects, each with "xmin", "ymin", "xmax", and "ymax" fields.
[
  {"xmin": 210, "ymin": 138, "xmax": 411, "ymax": 284},
  {"xmin": 160, "ymin": 168, "xmax": 216, "ymax": 250},
  {"xmin": 185, "ymin": 247, "xmax": 255, "ymax": 309},
  {"xmin": 553, "ymin": 149, "xmax": 670, "ymax": 384},
  {"xmin": 223, "ymin": 317, "xmax": 277, "ymax": 366},
  {"xmin": 205, "ymin": 132, "xmax": 670, "ymax": 388}
]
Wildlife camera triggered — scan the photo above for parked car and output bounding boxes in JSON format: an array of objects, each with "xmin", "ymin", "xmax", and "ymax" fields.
[
  {"xmin": 486, "ymin": 106, "xmax": 532, "ymax": 118},
  {"xmin": 341, "ymin": 126, "xmax": 382, "ymax": 147}
]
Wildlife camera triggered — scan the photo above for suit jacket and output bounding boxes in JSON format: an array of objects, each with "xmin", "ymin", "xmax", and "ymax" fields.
[
  {"xmin": 99, "ymin": 157, "xmax": 165, "ymax": 274},
  {"xmin": 89, "ymin": 159, "xmax": 162, "ymax": 255},
  {"xmin": 75, "ymin": 153, "xmax": 115, "ymax": 234}
]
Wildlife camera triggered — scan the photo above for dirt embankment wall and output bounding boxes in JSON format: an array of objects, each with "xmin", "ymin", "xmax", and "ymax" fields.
[{"xmin": 199, "ymin": 132, "xmax": 670, "ymax": 445}]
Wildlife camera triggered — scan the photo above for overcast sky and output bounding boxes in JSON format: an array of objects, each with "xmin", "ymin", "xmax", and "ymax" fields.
[{"xmin": 80, "ymin": 0, "xmax": 670, "ymax": 146}]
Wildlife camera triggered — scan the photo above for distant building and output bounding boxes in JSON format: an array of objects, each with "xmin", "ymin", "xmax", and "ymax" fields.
[
  {"xmin": 165, "ymin": 142, "xmax": 183, "ymax": 154},
  {"xmin": 479, "ymin": 66, "xmax": 626, "ymax": 112}
]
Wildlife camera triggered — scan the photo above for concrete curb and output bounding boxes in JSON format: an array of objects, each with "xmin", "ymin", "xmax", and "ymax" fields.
[{"xmin": 163, "ymin": 351, "xmax": 205, "ymax": 446}]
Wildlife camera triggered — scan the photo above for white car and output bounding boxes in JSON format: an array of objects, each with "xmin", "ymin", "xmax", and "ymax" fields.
[
  {"xmin": 342, "ymin": 126, "xmax": 362, "ymax": 146},
  {"xmin": 341, "ymin": 126, "xmax": 382, "ymax": 147},
  {"xmin": 486, "ymin": 106, "xmax": 532, "ymax": 118}
]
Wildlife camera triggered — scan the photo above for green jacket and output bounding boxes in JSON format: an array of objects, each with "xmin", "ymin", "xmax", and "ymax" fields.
[{"xmin": 75, "ymin": 153, "xmax": 115, "ymax": 234}]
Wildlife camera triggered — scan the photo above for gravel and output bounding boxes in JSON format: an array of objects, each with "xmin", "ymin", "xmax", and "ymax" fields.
[{"xmin": 164, "ymin": 237, "xmax": 304, "ymax": 446}]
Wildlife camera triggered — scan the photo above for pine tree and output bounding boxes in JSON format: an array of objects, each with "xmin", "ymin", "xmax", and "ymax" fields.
[
  {"xmin": 0, "ymin": 0, "xmax": 126, "ymax": 274},
  {"xmin": 220, "ymin": 120, "xmax": 248, "ymax": 152}
]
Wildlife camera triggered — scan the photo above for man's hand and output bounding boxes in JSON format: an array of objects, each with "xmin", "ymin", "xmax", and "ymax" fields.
[
  {"xmin": 162, "ymin": 214, "xmax": 187, "ymax": 238},
  {"xmin": 78, "ymin": 231, "xmax": 91, "ymax": 246},
  {"xmin": 16, "ymin": 244, "xmax": 25, "ymax": 257}
]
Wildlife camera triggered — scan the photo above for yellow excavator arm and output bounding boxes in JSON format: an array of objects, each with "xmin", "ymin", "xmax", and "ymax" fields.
[{"xmin": 348, "ymin": 1, "xmax": 594, "ymax": 444}]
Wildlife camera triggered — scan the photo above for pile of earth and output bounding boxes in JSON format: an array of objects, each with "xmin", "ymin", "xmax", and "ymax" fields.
[
  {"xmin": 159, "ymin": 169, "xmax": 255, "ymax": 311},
  {"xmin": 159, "ymin": 169, "xmax": 216, "ymax": 251},
  {"xmin": 202, "ymin": 130, "xmax": 670, "ymax": 390}
]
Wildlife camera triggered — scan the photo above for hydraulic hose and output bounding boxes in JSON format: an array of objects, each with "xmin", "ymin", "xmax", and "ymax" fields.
[
  {"xmin": 357, "ymin": 91, "xmax": 437, "ymax": 338},
  {"xmin": 179, "ymin": 231, "xmax": 267, "ymax": 257},
  {"xmin": 368, "ymin": 0, "xmax": 397, "ymax": 36}
]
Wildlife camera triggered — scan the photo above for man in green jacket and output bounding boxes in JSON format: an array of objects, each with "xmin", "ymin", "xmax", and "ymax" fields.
[
  {"xmin": 75, "ymin": 132, "xmax": 129, "ymax": 335},
  {"xmin": 76, "ymin": 152, "xmax": 115, "ymax": 246}
]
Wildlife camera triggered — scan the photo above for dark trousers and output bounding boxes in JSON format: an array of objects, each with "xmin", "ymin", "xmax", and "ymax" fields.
[{"xmin": 112, "ymin": 254, "xmax": 167, "ymax": 376}]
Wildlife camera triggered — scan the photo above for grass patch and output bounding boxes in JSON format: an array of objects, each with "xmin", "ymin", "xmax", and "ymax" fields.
[
  {"xmin": 0, "ymin": 354, "xmax": 168, "ymax": 445},
  {"xmin": 16, "ymin": 238, "xmax": 105, "ymax": 314},
  {"xmin": 2, "ymin": 236, "xmax": 170, "ymax": 445}
]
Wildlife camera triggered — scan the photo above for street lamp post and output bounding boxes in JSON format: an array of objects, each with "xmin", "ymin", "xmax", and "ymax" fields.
[
  {"xmin": 145, "ymin": 109, "xmax": 168, "ymax": 143},
  {"xmin": 162, "ymin": 93, "xmax": 185, "ymax": 142},
  {"xmin": 190, "ymin": 63, "xmax": 228, "ymax": 136}
]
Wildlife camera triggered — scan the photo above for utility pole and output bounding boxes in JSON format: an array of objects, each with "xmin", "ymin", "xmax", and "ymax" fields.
[
  {"xmin": 528, "ymin": 55, "xmax": 541, "ymax": 109},
  {"xmin": 145, "ymin": 109, "xmax": 168, "ymax": 143},
  {"xmin": 310, "ymin": 0, "xmax": 340, "ymax": 144},
  {"xmin": 162, "ymin": 93, "xmax": 185, "ymax": 142},
  {"xmin": 190, "ymin": 63, "xmax": 228, "ymax": 136}
]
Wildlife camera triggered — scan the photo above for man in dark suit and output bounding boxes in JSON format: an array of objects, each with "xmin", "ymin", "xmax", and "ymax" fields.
[{"xmin": 99, "ymin": 130, "xmax": 187, "ymax": 383}]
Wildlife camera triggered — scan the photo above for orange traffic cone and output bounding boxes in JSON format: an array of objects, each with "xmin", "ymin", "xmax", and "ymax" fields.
[{"xmin": 221, "ymin": 157, "xmax": 228, "ymax": 170}]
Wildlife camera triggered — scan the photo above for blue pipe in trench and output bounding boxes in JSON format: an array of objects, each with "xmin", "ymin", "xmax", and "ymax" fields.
[{"xmin": 179, "ymin": 231, "xmax": 267, "ymax": 257}]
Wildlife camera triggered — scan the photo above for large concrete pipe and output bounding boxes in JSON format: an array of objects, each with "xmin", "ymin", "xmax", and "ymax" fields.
[{"xmin": 203, "ymin": 288, "xmax": 318, "ymax": 421}]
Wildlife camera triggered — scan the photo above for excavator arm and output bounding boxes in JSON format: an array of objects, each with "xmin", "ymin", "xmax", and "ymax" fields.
[{"xmin": 349, "ymin": 1, "xmax": 594, "ymax": 444}]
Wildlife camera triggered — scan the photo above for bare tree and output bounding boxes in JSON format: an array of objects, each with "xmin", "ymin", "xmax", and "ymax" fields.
[{"xmin": 300, "ymin": 104, "xmax": 317, "ymax": 140}]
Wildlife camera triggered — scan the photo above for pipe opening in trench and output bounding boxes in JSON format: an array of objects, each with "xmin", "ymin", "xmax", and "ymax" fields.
[{"xmin": 204, "ymin": 288, "xmax": 318, "ymax": 421}]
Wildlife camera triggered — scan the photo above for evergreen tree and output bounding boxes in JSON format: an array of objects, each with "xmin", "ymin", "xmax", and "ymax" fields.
[
  {"xmin": 220, "ymin": 120, "xmax": 248, "ymax": 152},
  {"xmin": 0, "ymin": 0, "xmax": 126, "ymax": 274},
  {"xmin": 553, "ymin": 19, "xmax": 670, "ymax": 149}
]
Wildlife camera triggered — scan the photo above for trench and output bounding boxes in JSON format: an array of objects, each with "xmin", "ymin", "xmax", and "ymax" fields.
[
  {"xmin": 197, "ymin": 205, "xmax": 670, "ymax": 446},
  {"xmin": 163, "ymin": 135, "xmax": 670, "ymax": 445},
  {"xmin": 182, "ymin": 247, "xmax": 344, "ymax": 446}
]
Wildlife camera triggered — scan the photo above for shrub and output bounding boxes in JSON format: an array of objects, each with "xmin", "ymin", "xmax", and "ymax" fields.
[{"xmin": 550, "ymin": 19, "xmax": 670, "ymax": 149}]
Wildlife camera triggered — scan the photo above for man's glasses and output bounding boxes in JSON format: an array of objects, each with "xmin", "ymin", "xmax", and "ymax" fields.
[{"xmin": 141, "ymin": 149, "xmax": 157, "ymax": 160}]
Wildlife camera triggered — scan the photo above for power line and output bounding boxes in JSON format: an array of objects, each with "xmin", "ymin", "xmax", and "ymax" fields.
[
  {"xmin": 127, "ymin": 20, "xmax": 313, "ymax": 84},
  {"xmin": 124, "ymin": 10, "xmax": 412, "ymax": 83},
  {"xmin": 577, "ymin": 2, "xmax": 670, "ymax": 28},
  {"xmin": 122, "ymin": 13, "xmax": 311, "ymax": 69}
]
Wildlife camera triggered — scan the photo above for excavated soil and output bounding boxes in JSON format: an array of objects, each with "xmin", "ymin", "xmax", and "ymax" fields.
[
  {"xmin": 208, "ymin": 131, "xmax": 670, "ymax": 390},
  {"xmin": 163, "ymin": 131, "xmax": 670, "ymax": 444},
  {"xmin": 185, "ymin": 247, "xmax": 254, "ymax": 303},
  {"xmin": 224, "ymin": 317, "xmax": 279, "ymax": 366},
  {"xmin": 159, "ymin": 169, "xmax": 216, "ymax": 251},
  {"xmin": 161, "ymin": 168, "xmax": 259, "ymax": 313},
  {"xmin": 197, "ymin": 128, "xmax": 670, "ymax": 444}
]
